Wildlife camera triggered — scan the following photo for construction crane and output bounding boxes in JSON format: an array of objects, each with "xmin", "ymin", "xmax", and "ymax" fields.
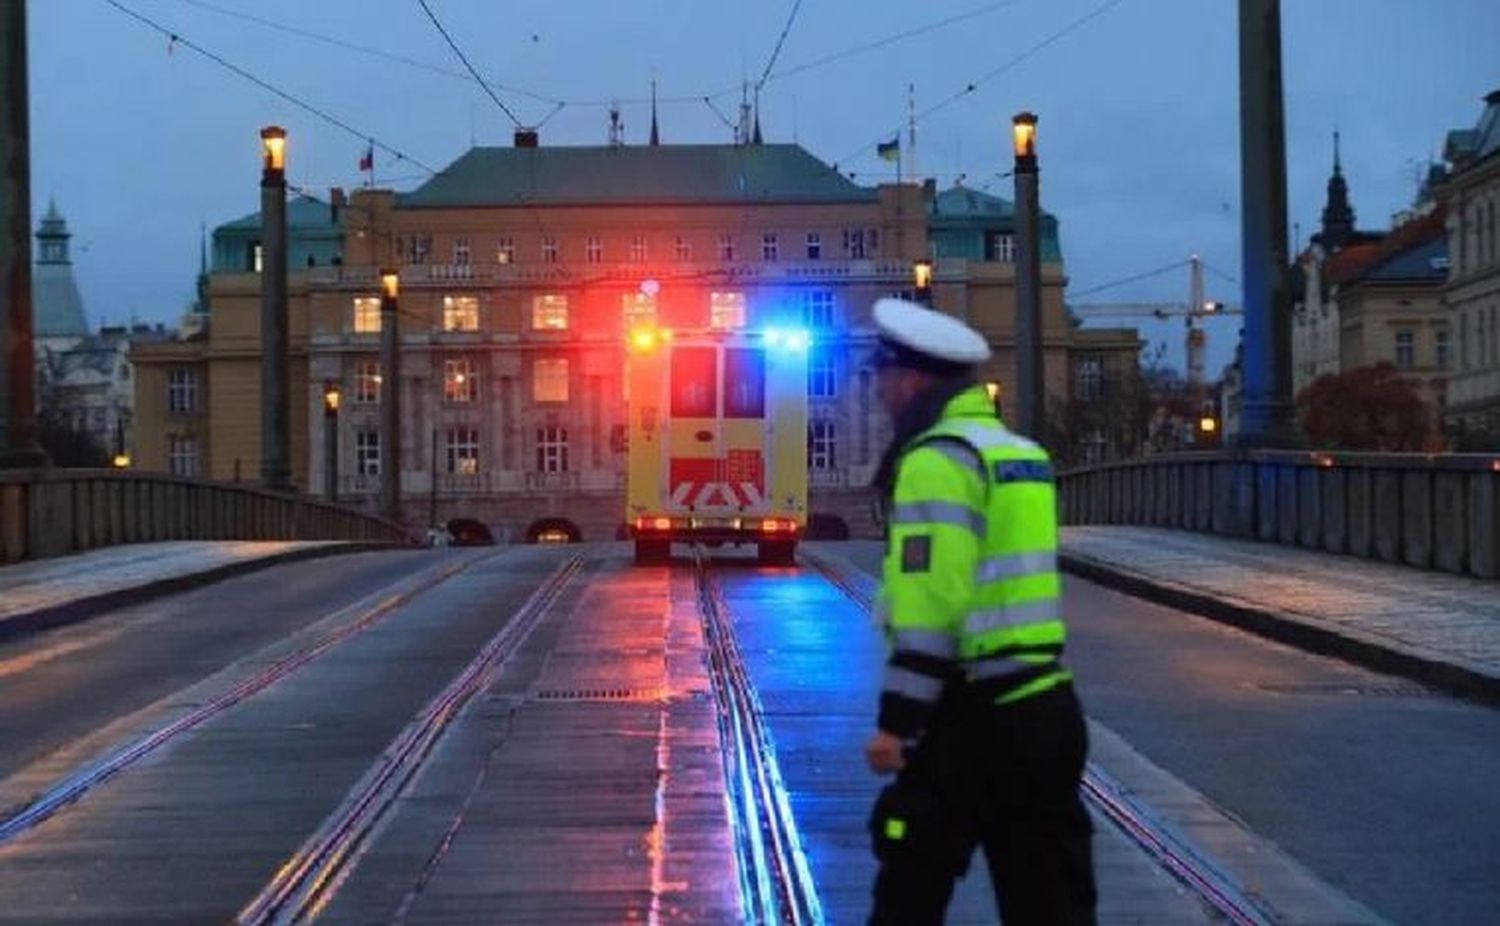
[{"xmin": 1070, "ymin": 255, "xmax": 1242, "ymax": 386}]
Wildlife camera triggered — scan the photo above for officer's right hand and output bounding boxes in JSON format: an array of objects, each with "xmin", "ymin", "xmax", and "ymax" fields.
[{"xmin": 865, "ymin": 730, "xmax": 907, "ymax": 774}]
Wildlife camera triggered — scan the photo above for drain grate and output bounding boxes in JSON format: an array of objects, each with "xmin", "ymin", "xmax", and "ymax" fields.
[
  {"xmin": 1254, "ymin": 681, "xmax": 1437, "ymax": 698},
  {"xmin": 532, "ymin": 687, "xmax": 663, "ymax": 702}
]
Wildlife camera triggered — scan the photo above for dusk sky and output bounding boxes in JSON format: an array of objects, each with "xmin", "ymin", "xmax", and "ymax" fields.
[{"xmin": 25, "ymin": 0, "xmax": 1500, "ymax": 374}]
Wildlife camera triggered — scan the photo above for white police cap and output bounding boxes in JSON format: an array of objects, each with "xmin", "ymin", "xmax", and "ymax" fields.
[{"xmin": 872, "ymin": 297, "xmax": 992, "ymax": 366}]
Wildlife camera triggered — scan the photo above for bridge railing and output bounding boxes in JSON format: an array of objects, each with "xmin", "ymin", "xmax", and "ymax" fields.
[
  {"xmin": 0, "ymin": 468, "xmax": 411, "ymax": 565},
  {"xmin": 1057, "ymin": 451, "xmax": 1500, "ymax": 579}
]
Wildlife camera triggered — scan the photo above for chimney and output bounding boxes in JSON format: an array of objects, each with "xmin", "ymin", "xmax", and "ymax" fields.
[{"xmin": 515, "ymin": 128, "xmax": 539, "ymax": 148}]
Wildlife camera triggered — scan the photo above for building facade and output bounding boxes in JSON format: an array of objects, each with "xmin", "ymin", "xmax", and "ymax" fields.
[
  {"xmin": 1443, "ymin": 90, "xmax": 1500, "ymax": 445},
  {"xmin": 133, "ymin": 138, "xmax": 1138, "ymax": 539}
]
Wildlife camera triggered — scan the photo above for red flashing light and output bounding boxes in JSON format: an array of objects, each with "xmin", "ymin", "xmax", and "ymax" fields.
[
  {"xmin": 762, "ymin": 519, "xmax": 790, "ymax": 533},
  {"xmin": 653, "ymin": 517, "xmax": 672, "ymax": 531}
]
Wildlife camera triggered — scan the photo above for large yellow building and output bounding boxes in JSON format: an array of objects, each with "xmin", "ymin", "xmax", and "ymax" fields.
[{"xmin": 132, "ymin": 137, "xmax": 1138, "ymax": 539}]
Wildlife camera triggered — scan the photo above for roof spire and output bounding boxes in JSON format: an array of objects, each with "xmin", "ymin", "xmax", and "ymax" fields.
[
  {"xmin": 1319, "ymin": 128, "xmax": 1356, "ymax": 250},
  {"xmin": 1333, "ymin": 128, "xmax": 1342, "ymax": 174},
  {"xmin": 649, "ymin": 77, "xmax": 660, "ymax": 146}
]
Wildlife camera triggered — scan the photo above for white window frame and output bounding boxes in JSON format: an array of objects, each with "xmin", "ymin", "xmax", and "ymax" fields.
[
  {"xmin": 806, "ymin": 232, "xmax": 821, "ymax": 260},
  {"xmin": 623, "ymin": 292, "xmax": 656, "ymax": 329},
  {"xmin": 355, "ymin": 430, "xmax": 381, "ymax": 476},
  {"xmin": 718, "ymin": 233, "xmax": 736, "ymax": 262},
  {"xmin": 442, "ymin": 295, "xmax": 480, "ymax": 332},
  {"xmin": 354, "ymin": 361, "xmax": 381, "ymax": 403},
  {"xmin": 762, "ymin": 233, "xmax": 779, "ymax": 262},
  {"xmin": 709, "ymin": 291, "xmax": 747, "ymax": 330},
  {"xmin": 167, "ymin": 368, "xmax": 198, "ymax": 413},
  {"xmin": 532, "ymin": 294, "xmax": 570, "ymax": 331},
  {"xmin": 1083, "ymin": 429, "xmax": 1108, "ymax": 465},
  {"xmin": 1077, "ymin": 356, "xmax": 1103, "ymax": 400},
  {"xmin": 630, "ymin": 235, "xmax": 648, "ymax": 263},
  {"xmin": 803, "ymin": 289, "xmax": 835, "ymax": 329},
  {"xmin": 586, "ymin": 236, "xmax": 603, "ymax": 264},
  {"xmin": 444, "ymin": 357, "xmax": 478, "ymax": 404},
  {"xmin": 536, "ymin": 426, "xmax": 569, "ymax": 473},
  {"xmin": 445, "ymin": 426, "xmax": 480, "ymax": 475},
  {"xmin": 809, "ymin": 420, "xmax": 836, "ymax": 470},
  {"xmin": 542, "ymin": 237, "xmax": 559, "ymax": 264},
  {"xmin": 533, "ymin": 357, "xmax": 570, "ymax": 403},
  {"xmin": 674, "ymin": 236, "xmax": 691, "ymax": 262},
  {"xmin": 843, "ymin": 228, "xmax": 866, "ymax": 259},
  {"xmin": 168, "ymin": 436, "xmax": 199, "ymax": 477},
  {"xmin": 496, "ymin": 238, "xmax": 515, "ymax": 265},
  {"xmin": 808, "ymin": 348, "xmax": 836, "ymax": 398},
  {"xmin": 453, "ymin": 237, "xmax": 471, "ymax": 266},
  {"xmin": 352, "ymin": 296, "xmax": 381, "ymax": 334}
]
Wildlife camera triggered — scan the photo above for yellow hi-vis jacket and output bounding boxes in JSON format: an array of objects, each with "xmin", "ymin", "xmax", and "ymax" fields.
[{"xmin": 877, "ymin": 386, "xmax": 1071, "ymax": 739}]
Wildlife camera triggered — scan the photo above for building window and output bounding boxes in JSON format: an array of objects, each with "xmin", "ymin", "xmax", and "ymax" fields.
[
  {"xmin": 806, "ymin": 232, "xmax": 822, "ymax": 260},
  {"xmin": 497, "ymin": 238, "xmax": 515, "ymax": 264},
  {"xmin": 1083, "ymin": 429, "xmax": 1108, "ymax": 465},
  {"xmin": 445, "ymin": 427, "xmax": 480, "ymax": 475},
  {"xmin": 251, "ymin": 243, "xmax": 264, "ymax": 273},
  {"xmin": 532, "ymin": 293, "xmax": 569, "ymax": 330},
  {"xmin": 623, "ymin": 292, "xmax": 656, "ymax": 329},
  {"xmin": 809, "ymin": 420, "xmax": 836, "ymax": 469},
  {"xmin": 533, "ymin": 357, "xmax": 569, "ymax": 403},
  {"xmin": 1436, "ymin": 329, "xmax": 1451, "ymax": 370},
  {"xmin": 803, "ymin": 289, "xmax": 835, "ymax": 329},
  {"xmin": 443, "ymin": 295, "xmax": 480, "ymax": 332},
  {"xmin": 762, "ymin": 233, "xmax": 779, "ymax": 262},
  {"xmin": 710, "ymin": 291, "xmax": 746, "ymax": 330},
  {"xmin": 1395, "ymin": 330, "xmax": 1416, "ymax": 370},
  {"xmin": 630, "ymin": 236, "xmax": 648, "ymax": 263},
  {"xmin": 986, "ymin": 232, "xmax": 1016, "ymax": 263},
  {"xmin": 843, "ymin": 228, "xmax": 866, "ymax": 259},
  {"xmin": 168, "ymin": 436, "xmax": 199, "ymax": 477},
  {"xmin": 542, "ymin": 237, "xmax": 558, "ymax": 263},
  {"xmin": 356, "ymin": 430, "xmax": 381, "ymax": 476},
  {"xmin": 808, "ymin": 347, "xmax": 836, "ymax": 398},
  {"xmin": 1462, "ymin": 312, "xmax": 1471, "ymax": 370},
  {"xmin": 586, "ymin": 236, "xmax": 603, "ymax": 263},
  {"xmin": 453, "ymin": 237, "xmax": 470, "ymax": 266},
  {"xmin": 355, "ymin": 361, "xmax": 381, "ymax": 403},
  {"xmin": 1076, "ymin": 356, "xmax": 1103, "ymax": 400},
  {"xmin": 408, "ymin": 234, "xmax": 432, "ymax": 265},
  {"xmin": 167, "ymin": 368, "xmax": 198, "ymax": 413},
  {"xmin": 444, "ymin": 357, "xmax": 478, "ymax": 403},
  {"xmin": 718, "ymin": 233, "xmax": 736, "ymax": 262},
  {"xmin": 675, "ymin": 236, "xmax": 691, "ymax": 262},
  {"xmin": 352, "ymin": 296, "xmax": 381, "ymax": 334},
  {"xmin": 536, "ymin": 426, "xmax": 569, "ymax": 473}
]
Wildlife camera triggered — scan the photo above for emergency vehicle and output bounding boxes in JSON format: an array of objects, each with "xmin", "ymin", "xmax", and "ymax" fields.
[{"xmin": 625, "ymin": 322, "xmax": 810, "ymax": 565}]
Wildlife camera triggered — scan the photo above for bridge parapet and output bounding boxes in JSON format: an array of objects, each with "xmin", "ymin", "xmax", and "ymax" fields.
[
  {"xmin": 1058, "ymin": 451, "xmax": 1500, "ymax": 579},
  {"xmin": 0, "ymin": 469, "xmax": 410, "ymax": 565}
]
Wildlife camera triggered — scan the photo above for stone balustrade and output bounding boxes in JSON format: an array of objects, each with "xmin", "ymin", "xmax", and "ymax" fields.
[{"xmin": 1057, "ymin": 451, "xmax": 1500, "ymax": 579}]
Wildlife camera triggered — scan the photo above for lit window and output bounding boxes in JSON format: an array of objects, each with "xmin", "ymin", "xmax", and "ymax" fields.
[
  {"xmin": 803, "ymin": 290, "xmax": 835, "ymax": 329},
  {"xmin": 167, "ymin": 369, "xmax": 198, "ymax": 413},
  {"xmin": 497, "ymin": 238, "xmax": 515, "ymax": 264},
  {"xmin": 168, "ymin": 436, "xmax": 199, "ymax": 477},
  {"xmin": 445, "ymin": 427, "xmax": 480, "ymax": 474},
  {"xmin": 623, "ymin": 292, "xmax": 656, "ymax": 329},
  {"xmin": 808, "ymin": 421, "xmax": 836, "ymax": 470},
  {"xmin": 808, "ymin": 348, "xmax": 836, "ymax": 398},
  {"xmin": 1395, "ymin": 330, "xmax": 1415, "ymax": 370},
  {"xmin": 533, "ymin": 357, "xmax": 570, "ymax": 403},
  {"xmin": 355, "ymin": 361, "xmax": 381, "ymax": 403},
  {"xmin": 630, "ymin": 236, "xmax": 648, "ymax": 263},
  {"xmin": 532, "ymin": 294, "xmax": 570, "ymax": 330},
  {"xmin": 443, "ymin": 295, "xmax": 480, "ymax": 332},
  {"xmin": 675, "ymin": 236, "xmax": 691, "ymax": 262},
  {"xmin": 542, "ymin": 237, "xmax": 559, "ymax": 263},
  {"xmin": 352, "ymin": 296, "xmax": 381, "ymax": 334},
  {"xmin": 586, "ymin": 236, "xmax": 603, "ymax": 263},
  {"xmin": 536, "ymin": 426, "xmax": 569, "ymax": 473},
  {"xmin": 453, "ymin": 237, "xmax": 470, "ymax": 266},
  {"xmin": 1077, "ymin": 356, "xmax": 1103, "ymax": 400},
  {"xmin": 355, "ymin": 430, "xmax": 381, "ymax": 476},
  {"xmin": 718, "ymin": 233, "xmax": 736, "ymax": 262},
  {"xmin": 762, "ymin": 233, "xmax": 779, "ymax": 262},
  {"xmin": 806, "ymin": 232, "xmax": 821, "ymax": 260},
  {"xmin": 710, "ymin": 291, "xmax": 746, "ymax": 330},
  {"xmin": 444, "ymin": 357, "xmax": 478, "ymax": 403}
]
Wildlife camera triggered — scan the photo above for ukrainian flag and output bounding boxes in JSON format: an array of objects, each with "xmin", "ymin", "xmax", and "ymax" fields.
[{"xmin": 876, "ymin": 136, "xmax": 900, "ymax": 162}]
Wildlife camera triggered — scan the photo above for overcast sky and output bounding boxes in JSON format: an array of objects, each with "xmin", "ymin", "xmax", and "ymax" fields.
[{"xmin": 25, "ymin": 0, "xmax": 1500, "ymax": 373}]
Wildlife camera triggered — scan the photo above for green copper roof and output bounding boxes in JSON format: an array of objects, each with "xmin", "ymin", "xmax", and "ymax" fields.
[
  {"xmin": 398, "ymin": 143, "xmax": 877, "ymax": 208},
  {"xmin": 218, "ymin": 194, "xmax": 343, "ymax": 232}
]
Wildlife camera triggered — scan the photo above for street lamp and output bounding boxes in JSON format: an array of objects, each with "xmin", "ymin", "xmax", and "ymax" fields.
[
  {"xmin": 912, "ymin": 258, "xmax": 933, "ymax": 306},
  {"xmin": 378, "ymin": 269, "xmax": 402, "ymax": 521},
  {"xmin": 259, "ymin": 125, "xmax": 291, "ymax": 491},
  {"xmin": 1012, "ymin": 110, "xmax": 1045, "ymax": 441},
  {"xmin": 323, "ymin": 380, "xmax": 341, "ymax": 502}
]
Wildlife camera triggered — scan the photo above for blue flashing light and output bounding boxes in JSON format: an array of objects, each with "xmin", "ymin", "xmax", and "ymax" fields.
[{"xmin": 763, "ymin": 326, "xmax": 811, "ymax": 353}]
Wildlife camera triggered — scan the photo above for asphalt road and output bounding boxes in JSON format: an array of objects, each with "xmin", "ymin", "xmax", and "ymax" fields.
[{"xmin": 838, "ymin": 540, "xmax": 1500, "ymax": 926}]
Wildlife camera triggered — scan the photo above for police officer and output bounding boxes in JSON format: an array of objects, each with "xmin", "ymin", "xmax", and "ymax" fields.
[{"xmin": 864, "ymin": 297, "xmax": 1096, "ymax": 925}]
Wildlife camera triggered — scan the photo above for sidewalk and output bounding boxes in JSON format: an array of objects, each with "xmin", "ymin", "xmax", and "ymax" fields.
[
  {"xmin": 0, "ymin": 540, "xmax": 386, "ymax": 639},
  {"xmin": 1060, "ymin": 526, "xmax": 1500, "ymax": 700}
]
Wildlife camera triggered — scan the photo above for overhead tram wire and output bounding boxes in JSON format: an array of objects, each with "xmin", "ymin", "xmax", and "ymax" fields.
[
  {"xmin": 757, "ymin": 0, "xmax": 805, "ymax": 91},
  {"xmin": 1202, "ymin": 261, "xmax": 1242, "ymax": 287},
  {"xmin": 103, "ymin": 0, "xmax": 437, "ymax": 175},
  {"xmin": 1069, "ymin": 259, "xmax": 1192, "ymax": 300},
  {"xmin": 832, "ymin": 0, "xmax": 1126, "ymax": 170},
  {"xmin": 415, "ymin": 0, "xmax": 523, "ymax": 127}
]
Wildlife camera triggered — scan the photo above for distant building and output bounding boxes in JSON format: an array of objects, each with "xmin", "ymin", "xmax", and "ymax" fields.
[
  {"xmin": 131, "ymin": 136, "xmax": 1139, "ymax": 538},
  {"xmin": 1441, "ymin": 90, "xmax": 1500, "ymax": 446}
]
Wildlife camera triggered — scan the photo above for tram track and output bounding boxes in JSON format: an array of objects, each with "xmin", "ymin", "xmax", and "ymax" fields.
[
  {"xmin": 234, "ymin": 554, "xmax": 584, "ymax": 926},
  {"xmin": 692, "ymin": 547, "xmax": 825, "ymax": 926},
  {"xmin": 800, "ymin": 546, "xmax": 1275, "ymax": 926},
  {"xmin": 0, "ymin": 550, "xmax": 499, "ymax": 846}
]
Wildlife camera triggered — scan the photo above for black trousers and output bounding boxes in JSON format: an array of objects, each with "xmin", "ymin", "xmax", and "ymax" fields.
[{"xmin": 869, "ymin": 683, "xmax": 1097, "ymax": 926}]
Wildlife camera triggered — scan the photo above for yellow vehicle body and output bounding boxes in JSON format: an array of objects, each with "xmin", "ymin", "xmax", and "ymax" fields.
[{"xmin": 625, "ymin": 326, "xmax": 809, "ymax": 565}]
